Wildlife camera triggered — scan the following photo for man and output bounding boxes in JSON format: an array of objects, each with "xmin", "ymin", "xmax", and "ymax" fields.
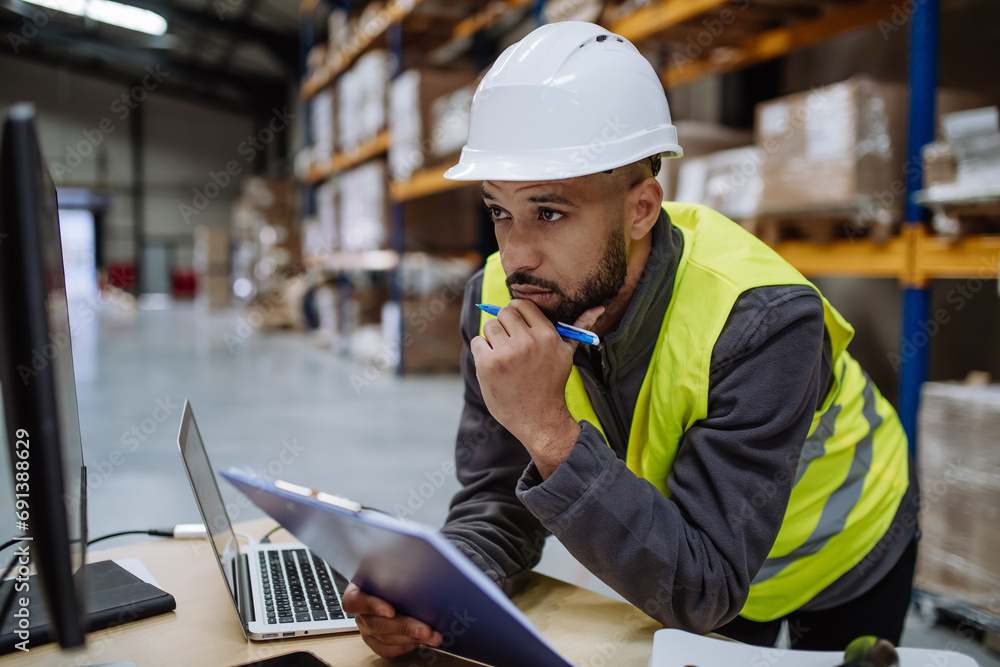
[{"xmin": 343, "ymin": 20, "xmax": 918, "ymax": 657}]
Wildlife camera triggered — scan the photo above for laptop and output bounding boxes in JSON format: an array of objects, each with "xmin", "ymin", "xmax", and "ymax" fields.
[{"xmin": 176, "ymin": 400, "xmax": 357, "ymax": 640}]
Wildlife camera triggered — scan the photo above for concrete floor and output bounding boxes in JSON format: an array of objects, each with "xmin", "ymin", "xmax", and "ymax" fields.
[{"xmin": 2, "ymin": 296, "xmax": 997, "ymax": 665}]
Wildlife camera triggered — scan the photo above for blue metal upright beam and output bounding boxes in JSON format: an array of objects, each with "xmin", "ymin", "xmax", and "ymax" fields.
[
  {"xmin": 899, "ymin": 0, "xmax": 939, "ymax": 457},
  {"xmin": 388, "ymin": 21, "xmax": 406, "ymax": 375}
]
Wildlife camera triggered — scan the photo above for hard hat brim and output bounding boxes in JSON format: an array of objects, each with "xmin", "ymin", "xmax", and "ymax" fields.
[{"xmin": 444, "ymin": 133, "xmax": 683, "ymax": 182}]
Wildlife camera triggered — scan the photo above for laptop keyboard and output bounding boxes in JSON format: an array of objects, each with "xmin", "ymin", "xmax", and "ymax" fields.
[{"xmin": 258, "ymin": 549, "xmax": 353, "ymax": 625}]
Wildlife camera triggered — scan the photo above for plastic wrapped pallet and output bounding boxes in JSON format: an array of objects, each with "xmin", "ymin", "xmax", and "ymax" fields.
[
  {"xmin": 915, "ymin": 381, "xmax": 1000, "ymax": 618},
  {"xmin": 430, "ymin": 81, "xmax": 477, "ymax": 163},
  {"xmin": 311, "ymin": 89, "xmax": 336, "ymax": 164},
  {"xmin": 315, "ymin": 179, "xmax": 338, "ymax": 251},
  {"xmin": 338, "ymin": 161, "xmax": 387, "ymax": 252},
  {"xmin": 675, "ymin": 146, "xmax": 763, "ymax": 221},
  {"xmin": 389, "ymin": 67, "xmax": 475, "ymax": 181},
  {"xmin": 337, "ymin": 50, "xmax": 388, "ymax": 151},
  {"xmin": 942, "ymin": 106, "xmax": 1000, "ymax": 189},
  {"xmin": 657, "ymin": 121, "xmax": 753, "ymax": 203}
]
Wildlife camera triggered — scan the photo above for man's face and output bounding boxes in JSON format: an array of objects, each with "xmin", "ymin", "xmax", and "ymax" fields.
[{"xmin": 481, "ymin": 176, "xmax": 628, "ymax": 325}]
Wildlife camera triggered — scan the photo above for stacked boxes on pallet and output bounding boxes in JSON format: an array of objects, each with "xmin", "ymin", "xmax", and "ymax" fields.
[
  {"xmin": 194, "ymin": 227, "xmax": 230, "ymax": 309},
  {"xmin": 337, "ymin": 50, "xmax": 388, "ymax": 152},
  {"xmin": 384, "ymin": 254, "xmax": 478, "ymax": 373},
  {"xmin": 389, "ymin": 67, "xmax": 475, "ymax": 181},
  {"xmin": 915, "ymin": 381, "xmax": 1000, "ymax": 620},
  {"xmin": 231, "ymin": 177, "xmax": 300, "ymax": 312},
  {"xmin": 754, "ymin": 77, "xmax": 909, "ymax": 235},
  {"xmin": 339, "ymin": 161, "xmax": 388, "ymax": 252},
  {"xmin": 385, "ymin": 67, "xmax": 480, "ymax": 372},
  {"xmin": 749, "ymin": 77, "xmax": 990, "ymax": 239}
]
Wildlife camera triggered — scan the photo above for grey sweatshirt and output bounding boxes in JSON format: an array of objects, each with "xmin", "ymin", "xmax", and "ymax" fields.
[{"xmin": 440, "ymin": 210, "xmax": 917, "ymax": 633}]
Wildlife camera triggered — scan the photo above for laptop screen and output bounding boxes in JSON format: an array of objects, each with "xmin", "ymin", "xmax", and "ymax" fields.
[{"xmin": 176, "ymin": 401, "xmax": 242, "ymax": 615}]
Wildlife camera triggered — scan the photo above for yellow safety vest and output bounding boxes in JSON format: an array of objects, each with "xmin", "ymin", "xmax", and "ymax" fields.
[{"xmin": 479, "ymin": 201, "xmax": 910, "ymax": 621}]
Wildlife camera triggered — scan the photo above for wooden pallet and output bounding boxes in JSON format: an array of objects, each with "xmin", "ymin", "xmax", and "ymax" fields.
[{"xmin": 741, "ymin": 207, "xmax": 901, "ymax": 245}]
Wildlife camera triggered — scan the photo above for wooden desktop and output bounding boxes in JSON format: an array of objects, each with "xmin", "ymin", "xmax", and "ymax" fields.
[{"xmin": 0, "ymin": 519, "xmax": 663, "ymax": 666}]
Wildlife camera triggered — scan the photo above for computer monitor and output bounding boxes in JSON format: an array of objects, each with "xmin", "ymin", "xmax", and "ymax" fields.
[{"xmin": 0, "ymin": 103, "xmax": 88, "ymax": 648}]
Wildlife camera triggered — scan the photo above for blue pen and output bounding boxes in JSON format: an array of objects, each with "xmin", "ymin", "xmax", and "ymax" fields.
[{"xmin": 476, "ymin": 303, "xmax": 601, "ymax": 346}]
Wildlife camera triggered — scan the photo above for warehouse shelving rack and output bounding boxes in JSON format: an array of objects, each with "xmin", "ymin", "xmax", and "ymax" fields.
[{"xmin": 297, "ymin": 0, "xmax": 998, "ymax": 434}]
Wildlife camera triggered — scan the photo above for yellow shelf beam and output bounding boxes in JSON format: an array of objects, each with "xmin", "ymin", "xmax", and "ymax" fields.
[
  {"xmin": 302, "ymin": 0, "xmax": 423, "ymax": 100},
  {"xmin": 772, "ymin": 236, "xmax": 909, "ymax": 279},
  {"xmin": 389, "ymin": 163, "xmax": 477, "ymax": 202},
  {"xmin": 299, "ymin": 0, "xmax": 321, "ymax": 14},
  {"xmin": 665, "ymin": 0, "xmax": 899, "ymax": 88},
  {"xmin": 453, "ymin": 0, "xmax": 532, "ymax": 39},
  {"xmin": 771, "ymin": 226, "xmax": 1000, "ymax": 284},
  {"xmin": 610, "ymin": 0, "xmax": 730, "ymax": 43},
  {"xmin": 305, "ymin": 131, "xmax": 390, "ymax": 184},
  {"xmin": 909, "ymin": 226, "xmax": 1000, "ymax": 286}
]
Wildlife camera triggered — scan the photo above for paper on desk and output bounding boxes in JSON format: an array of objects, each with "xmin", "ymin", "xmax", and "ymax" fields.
[
  {"xmin": 650, "ymin": 629, "xmax": 980, "ymax": 667},
  {"xmin": 113, "ymin": 558, "xmax": 164, "ymax": 590}
]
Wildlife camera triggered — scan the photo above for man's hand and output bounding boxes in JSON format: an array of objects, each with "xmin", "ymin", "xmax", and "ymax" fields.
[
  {"xmin": 341, "ymin": 583, "xmax": 442, "ymax": 658},
  {"xmin": 470, "ymin": 299, "xmax": 604, "ymax": 478}
]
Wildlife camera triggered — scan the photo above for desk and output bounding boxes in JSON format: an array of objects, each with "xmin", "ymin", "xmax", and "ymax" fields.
[{"xmin": 1, "ymin": 520, "xmax": 663, "ymax": 667}]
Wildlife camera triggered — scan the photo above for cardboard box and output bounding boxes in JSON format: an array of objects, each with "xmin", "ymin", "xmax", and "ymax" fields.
[
  {"xmin": 755, "ymin": 78, "xmax": 909, "ymax": 215},
  {"xmin": 389, "ymin": 67, "xmax": 476, "ymax": 181},
  {"xmin": 402, "ymin": 187, "xmax": 481, "ymax": 253},
  {"xmin": 241, "ymin": 177, "xmax": 296, "ymax": 213},
  {"xmin": 194, "ymin": 227, "xmax": 230, "ymax": 273},
  {"xmin": 914, "ymin": 381, "xmax": 1000, "ymax": 617},
  {"xmin": 198, "ymin": 273, "xmax": 230, "ymax": 309},
  {"xmin": 400, "ymin": 295, "xmax": 464, "ymax": 373}
]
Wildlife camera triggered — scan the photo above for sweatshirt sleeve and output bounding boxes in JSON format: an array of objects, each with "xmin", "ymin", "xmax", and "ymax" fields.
[
  {"xmin": 516, "ymin": 285, "xmax": 827, "ymax": 633},
  {"xmin": 439, "ymin": 270, "xmax": 551, "ymax": 597}
]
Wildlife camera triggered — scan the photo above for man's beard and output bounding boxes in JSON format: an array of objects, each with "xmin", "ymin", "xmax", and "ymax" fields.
[{"xmin": 505, "ymin": 225, "xmax": 628, "ymax": 325}]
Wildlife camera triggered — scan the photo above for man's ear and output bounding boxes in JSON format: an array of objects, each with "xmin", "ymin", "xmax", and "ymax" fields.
[{"xmin": 630, "ymin": 177, "xmax": 663, "ymax": 240}]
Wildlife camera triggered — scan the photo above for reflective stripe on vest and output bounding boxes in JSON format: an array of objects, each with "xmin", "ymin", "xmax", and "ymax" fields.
[{"xmin": 478, "ymin": 201, "xmax": 909, "ymax": 621}]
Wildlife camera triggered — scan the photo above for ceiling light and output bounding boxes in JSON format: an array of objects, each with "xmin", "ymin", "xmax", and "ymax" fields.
[{"xmin": 22, "ymin": 0, "xmax": 168, "ymax": 36}]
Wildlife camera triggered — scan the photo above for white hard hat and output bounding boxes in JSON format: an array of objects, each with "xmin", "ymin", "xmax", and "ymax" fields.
[{"xmin": 444, "ymin": 21, "xmax": 682, "ymax": 182}]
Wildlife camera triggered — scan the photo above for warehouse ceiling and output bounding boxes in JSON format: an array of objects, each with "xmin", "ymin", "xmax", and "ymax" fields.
[{"xmin": 0, "ymin": 0, "xmax": 300, "ymax": 117}]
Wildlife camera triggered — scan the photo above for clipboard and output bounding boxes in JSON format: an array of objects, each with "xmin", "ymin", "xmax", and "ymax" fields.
[{"xmin": 221, "ymin": 469, "xmax": 575, "ymax": 667}]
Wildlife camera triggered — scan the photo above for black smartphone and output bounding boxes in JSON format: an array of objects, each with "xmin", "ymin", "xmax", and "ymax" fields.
[{"xmin": 234, "ymin": 652, "xmax": 331, "ymax": 667}]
